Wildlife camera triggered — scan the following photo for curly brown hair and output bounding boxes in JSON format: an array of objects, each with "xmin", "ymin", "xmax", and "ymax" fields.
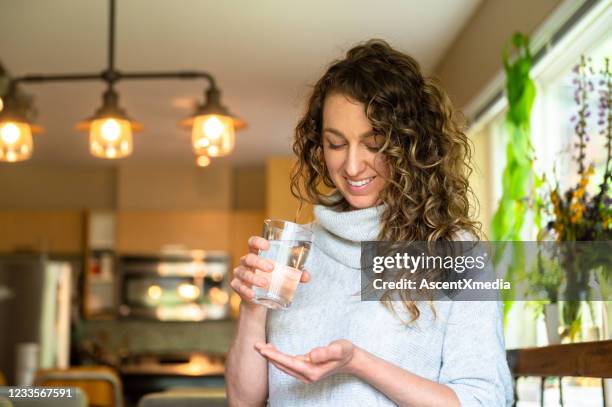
[{"xmin": 290, "ymin": 39, "xmax": 482, "ymax": 322}]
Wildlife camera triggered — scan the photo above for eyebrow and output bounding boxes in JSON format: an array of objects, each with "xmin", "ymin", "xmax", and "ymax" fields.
[{"xmin": 322, "ymin": 127, "xmax": 379, "ymax": 140}]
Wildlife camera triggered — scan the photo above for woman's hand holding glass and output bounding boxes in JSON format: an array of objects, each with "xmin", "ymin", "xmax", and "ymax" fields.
[{"xmin": 231, "ymin": 235, "xmax": 311, "ymax": 309}]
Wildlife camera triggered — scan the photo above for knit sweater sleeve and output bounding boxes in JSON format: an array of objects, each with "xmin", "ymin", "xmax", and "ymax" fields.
[{"xmin": 438, "ymin": 300, "xmax": 514, "ymax": 407}]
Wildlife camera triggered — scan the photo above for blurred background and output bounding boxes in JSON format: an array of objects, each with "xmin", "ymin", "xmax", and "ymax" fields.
[{"xmin": 0, "ymin": 0, "xmax": 610, "ymax": 406}]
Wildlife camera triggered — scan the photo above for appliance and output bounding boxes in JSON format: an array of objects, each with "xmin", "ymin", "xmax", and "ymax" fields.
[
  {"xmin": 117, "ymin": 251, "xmax": 231, "ymax": 321},
  {"xmin": 0, "ymin": 254, "xmax": 72, "ymax": 385},
  {"xmin": 0, "ymin": 0, "xmax": 246, "ymax": 164}
]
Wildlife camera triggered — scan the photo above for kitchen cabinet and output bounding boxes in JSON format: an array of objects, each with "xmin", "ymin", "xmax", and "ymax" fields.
[
  {"xmin": 83, "ymin": 211, "xmax": 117, "ymax": 320},
  {"xmin": 0, "ymin": 210, "xmax": 84, "ymax": 254},
  {"xmin": 116, "ymin": 210, "xmax": 233, "ymax": 254}
]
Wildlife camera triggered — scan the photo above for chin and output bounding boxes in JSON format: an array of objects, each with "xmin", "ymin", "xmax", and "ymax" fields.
[{"xmin": 343, "ymin": 193, "xmax": 380, "ymax": 210}]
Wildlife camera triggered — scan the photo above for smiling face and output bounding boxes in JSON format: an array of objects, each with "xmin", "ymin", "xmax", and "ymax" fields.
[{"xmin": 322, "ymin": 93, "xmax": 390, "ymax": 209}]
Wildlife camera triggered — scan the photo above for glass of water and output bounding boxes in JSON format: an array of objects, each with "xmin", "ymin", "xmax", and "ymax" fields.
[{"xmin": 252, "ymin": 219, "xmax": 313, "ymax": 309}]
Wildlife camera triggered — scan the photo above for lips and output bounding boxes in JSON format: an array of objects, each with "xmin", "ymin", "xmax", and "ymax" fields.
[
  {"xmin": 345, "ymin": 176, "xmax": 375, "ymax": 193},
  {"xmin": 346, "ymin": 177, "xmax": 374, "ymax": 187}
]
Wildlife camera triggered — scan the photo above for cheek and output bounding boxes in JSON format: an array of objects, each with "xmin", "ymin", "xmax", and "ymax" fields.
[
  {"xmin": 373, "ymin": 154, "xmax": 391, "ymax": 178},
  {"xmin": 323, "ymin": 149, "xmax": 342, "ymax": 176}
]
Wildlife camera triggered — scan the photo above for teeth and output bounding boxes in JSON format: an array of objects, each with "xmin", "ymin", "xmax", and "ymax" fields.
[{"xmin": 347, "ymin": 177, "xmax": 374, "ymax": 187}]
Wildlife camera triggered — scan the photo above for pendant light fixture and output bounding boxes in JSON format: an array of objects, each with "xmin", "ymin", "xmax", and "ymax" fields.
[
  {"xmin": 180, "ymin": 87, "xmax": 246, "ymax": 157},
  {"xmin": 0, "ymin": 83, "xmax": 42, "ymax": 162},
  {"xmin": 75, "ymin": 88, "xmax": 143, "ymax": 159},
  {"xmin": 0, "ymin": 0, "xmax": 245, "ymax": 163}
]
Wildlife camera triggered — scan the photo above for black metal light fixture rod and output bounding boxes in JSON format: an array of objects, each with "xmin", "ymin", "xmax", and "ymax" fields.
[
  {"xmin": 12, "ymin": 70, "xmax": 217, "ymax": 88},
  {"xmin": 120, "ymin": 71, "xmax": 217, "ymax": 88},
  {"xmin": 13, "ymin": 73, "xmax": 103, "ymax": 83},
  {"xmin": 108, "ymin": 0, "xmax": 116, "ymax": 76}
]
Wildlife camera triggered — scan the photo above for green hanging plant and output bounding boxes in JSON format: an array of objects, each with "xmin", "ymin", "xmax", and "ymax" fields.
[{"xmin": 491, "ymin": 32, "xmax": 538, "ymax": 325}]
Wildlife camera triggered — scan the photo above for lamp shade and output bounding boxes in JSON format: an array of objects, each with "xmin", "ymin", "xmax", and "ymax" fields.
[
  {"xmin": 89, "ymin": 117, "xmax": 133, "ymax": 159},
  {"xmin": 191, "ymin": 114, "xmax": 235, "ymax": 157},
  {"xmin": 0, "ymin": 120, "xmax": 33, "ymax": 162},
  {"xmin": 76, "ymin": 88, "xmax": 142, "ymax": 159},
  {"xmin": 179, "ymin": 86, "xmax": 246, "ymax": 157},
  {"xmin": 0, "ymin": 82, "xmax": 43, "ymax": 162}
]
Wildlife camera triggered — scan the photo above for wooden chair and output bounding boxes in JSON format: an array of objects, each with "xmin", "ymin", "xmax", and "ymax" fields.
[
  {"xmin": 34, "ymin": 366, "xmax": 123, "ymax": 407},
  {"xmin": 507, "ymin": 340, "xmax": 612, "ymax": 406}
]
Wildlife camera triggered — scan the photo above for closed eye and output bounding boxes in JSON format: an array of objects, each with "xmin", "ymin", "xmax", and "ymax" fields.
[{"xmin": 326, "ymin": 143, "xmax": 345, "ymax": 150}]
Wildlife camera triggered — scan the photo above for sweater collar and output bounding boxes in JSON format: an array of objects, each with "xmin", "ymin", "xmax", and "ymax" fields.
[{"xmin": 312, "ymin": 201, "xmax": 385, "ymax": 269}]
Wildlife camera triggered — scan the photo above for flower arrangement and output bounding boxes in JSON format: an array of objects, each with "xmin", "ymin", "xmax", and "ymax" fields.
[
  {"xmin": 531, "ymin": 55, "xmax": 611, "ymax": 340},
  {"xmin": 544, "ymin": 56, "xmax": 611, "ymax": 243}
]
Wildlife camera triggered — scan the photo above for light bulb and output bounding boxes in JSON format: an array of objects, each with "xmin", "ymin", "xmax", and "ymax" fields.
[
  {"xmin": 101, "ymin": 118, "xmax": 121, "ymax": 142},
  {"xmin": 203, "ymin": 116, "xmax": 224, "ymax": 140},
  {"xmin": 196, "ymin": 154, "xmax": 211, "ymax": 167},
  {"xmin": 106, "ymin": 147, "xmax": 117, "ymax": 158},
  {"xmin": 207, "ymin": 145, "xmax": 220, "ymax": 156},
  {"xmin": 1, "ymin": 123, "xmax": 21, "ymax": 145},
  {"xmin": 195, "ymin": 137, "xmax": 210, "ymax": 149}
]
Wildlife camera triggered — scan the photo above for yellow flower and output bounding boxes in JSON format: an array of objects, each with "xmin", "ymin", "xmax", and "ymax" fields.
[{"xmin": 569, "ymin": 199, "xmax": 585, "ymax": 224}]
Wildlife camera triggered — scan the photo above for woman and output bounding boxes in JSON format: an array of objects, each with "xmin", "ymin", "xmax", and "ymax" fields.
[{"xmin": 226, "ymin": 39, "xmax": 513, "ymax": 406}]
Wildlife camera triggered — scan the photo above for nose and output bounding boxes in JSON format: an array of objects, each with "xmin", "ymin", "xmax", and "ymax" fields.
[{"xmin": 344, "ymin": 144, "xmax": 367, "ymax": 177}]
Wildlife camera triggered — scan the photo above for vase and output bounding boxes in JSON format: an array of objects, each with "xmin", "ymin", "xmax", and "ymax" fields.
[
  {"xmin": 585, "ymin": 326, "xmax": 600, "ymax": 341},
  {"xmin": 544, "ymin": 303, "xmax": 561, "ymax": 345}
]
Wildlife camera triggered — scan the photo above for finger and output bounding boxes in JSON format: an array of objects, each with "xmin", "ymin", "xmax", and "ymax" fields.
[
  {"xmin": 254, "ymin": 342, "xmax": 266, "ymax": 351},
  {"xmin": 254, "ymin": 342, "xmax": 277, "ymax": 352},
  {"xmin": 234, "ymin": 266, "xmax": 268, "ymax": 287},
  {"xmin": 247, "ymin": 236, "xmax": 270, "ymax": 254},
  {"xmin": 268, "ymin": 360, "xmax": 311, "ymax": 383},
  {"xmin": 230, "ymin": 279, "xmax": 255, "ymax": 300},
  {"xmin": 260, "ymin": 348, "xmax": 314, "ymax": 377},
  {"xmin": 258, "ymin": 343, "xmax": 278, "ymax": 353},
  {"xmin": 296, "ymin": 354, "xmax": 311, "ymax": 363},
  {"xmin": 240, "ymin": 253, "xmax": 275, "ymax": 273},
  {"xmin": 300, "ymin": 270, "xmax": 311, "ymax": 283},
  {"xmin": 308, "ymin": 345, "xmax": 341, "ymax": 364}
]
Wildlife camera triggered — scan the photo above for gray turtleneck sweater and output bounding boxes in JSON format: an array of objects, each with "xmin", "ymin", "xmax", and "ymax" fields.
[{"xmin": 265, "ymin": 204, "xmax": 514, "ymax": 406}]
